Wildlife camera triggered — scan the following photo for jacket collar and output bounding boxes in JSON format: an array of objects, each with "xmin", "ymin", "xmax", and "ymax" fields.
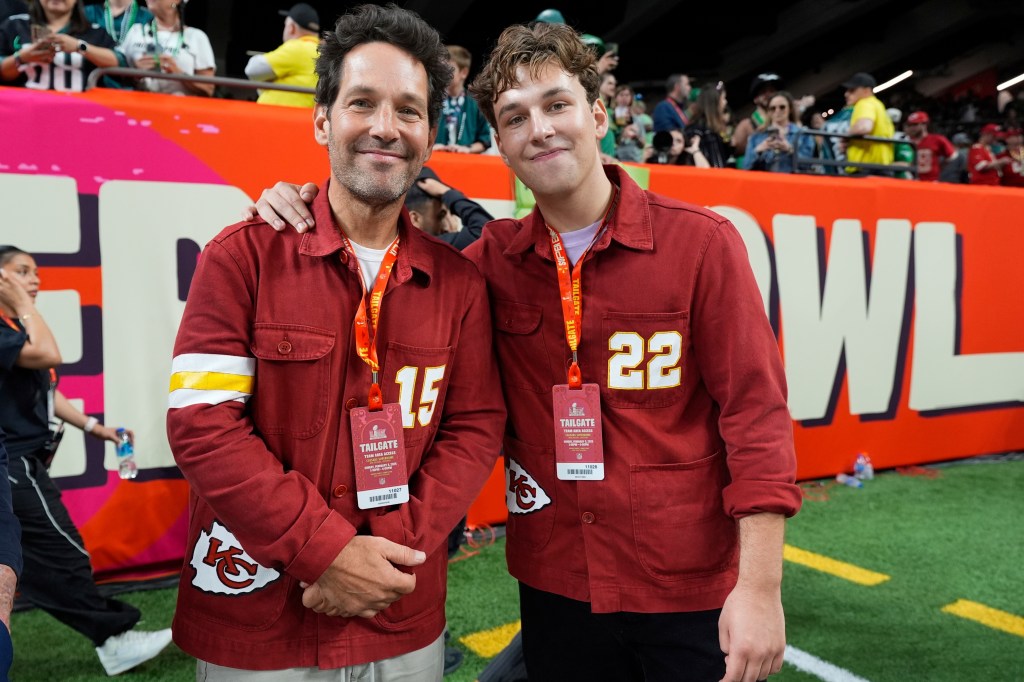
[
  {"xmin": 299, "ymin": 178, "xmax": 433, "ymax": 286},
  {"xmin": 503, "ymin": 164, "xmax": 654, "ymax": 260}
]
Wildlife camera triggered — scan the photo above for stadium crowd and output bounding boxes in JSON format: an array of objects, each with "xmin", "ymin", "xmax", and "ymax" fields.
[{"xmin": 2, "ymin": 0, "xmax": 1022, "ymax": 186}]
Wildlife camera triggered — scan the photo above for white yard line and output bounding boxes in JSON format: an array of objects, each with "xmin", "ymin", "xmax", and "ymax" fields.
[{"xmin": 786, "ymin": 645, "xmax": 872, "ymax": 682}]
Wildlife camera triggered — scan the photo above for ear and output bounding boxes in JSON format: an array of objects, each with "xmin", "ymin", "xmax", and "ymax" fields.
[
  {"xmin": 407, "ymin": 210, "xmax": 423, "ymax": 229},
  {"xmin": 313, "ymin": 105, "xmax": 330, "ymax": 148},
  {"xmin": 593, "ymin": 98, "xmax": 610, "ymax": 140}
]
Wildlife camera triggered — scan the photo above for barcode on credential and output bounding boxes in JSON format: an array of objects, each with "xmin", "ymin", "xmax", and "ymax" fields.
[
  {"xmin": 566, "ymin": 469, "xmax": 596, "ymax": 476},
  {"xmin": 369, "ymin": 493, "xmax": 399, "ymax": 503}
]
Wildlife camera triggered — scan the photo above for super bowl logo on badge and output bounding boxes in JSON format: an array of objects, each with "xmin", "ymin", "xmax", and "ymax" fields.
[
  {"xmin": 189, "ymin": 521, "xmax": 280, "ymax": 595},
  {"xmin": 506, "ymin": 458, "xmax": 551, "ymax": 514}
]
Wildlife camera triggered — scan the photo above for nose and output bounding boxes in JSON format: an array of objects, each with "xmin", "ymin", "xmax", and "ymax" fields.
[
  {"xmin": 369, "ymin": 105, "xmax": 399, "ymax": 142},
  {"xmin": 527, "ymin": 111, "xmax": 555, "ymax": 143}
]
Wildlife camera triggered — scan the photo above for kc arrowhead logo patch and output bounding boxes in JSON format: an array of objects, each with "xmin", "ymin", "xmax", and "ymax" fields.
[
  {"xmin": 189, "ymin": 520, "xmax": 280, "ymax": 595},
  {"xmin": 506, "ymin": 458, "xmax": 551, "ymax": 514}
]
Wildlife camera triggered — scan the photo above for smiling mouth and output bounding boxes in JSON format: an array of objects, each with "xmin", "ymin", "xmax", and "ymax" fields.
[
  {"xmin": 531, "ymin": 148, "xmax": 565, "ymax": 161},
  {"xmin": 358, "ymin": 146, "xmax": 406, "ymax": 160}
]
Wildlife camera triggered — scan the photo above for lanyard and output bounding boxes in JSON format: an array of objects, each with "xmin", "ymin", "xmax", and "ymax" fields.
[
  {"xmin": 149, "ymin": 21, "xmax": 185, "ymax": 57},
  {"xmin": 104, "ymin": 1, "xmax": 137, "ymax": 45},
  {"xmin": 668, "ymin": 98, "xmax": 690, "ymax": 127},
  {"xmin": 444, "ymin": 93, "xmax": 466, "ymax": 143},
  {"xmin": 342, "ymin": 235, "xmax": 400, "ymax": 410},
  {"xmin": 546, "ymin": 187, "xmax": 619, "ymax": 388}
]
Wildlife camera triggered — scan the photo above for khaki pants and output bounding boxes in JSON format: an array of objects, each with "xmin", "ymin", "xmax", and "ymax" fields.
[{"xmin": 196, "ymin": 632, "xmax": 444, "ymax": 682}]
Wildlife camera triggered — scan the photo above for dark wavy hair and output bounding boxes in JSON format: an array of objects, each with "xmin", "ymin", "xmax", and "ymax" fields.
[
  {"xmin": 30, "ymin": 1, "xmax": 90, "ymax": 35},
  {"xmin": 469, "ymin": 22, "xmax": 600, "ymax": 129},
  {"xmin": 314, "ymin": 3, "xmax": 452, "ymax": 130},
  {"xmin": 0, "ymin": 245, "xmax": 28, "ymax": 267}
]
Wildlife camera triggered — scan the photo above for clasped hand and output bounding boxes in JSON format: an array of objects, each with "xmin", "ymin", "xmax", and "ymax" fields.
[
  {"xmin": 300, "ymin": 536, "xmax": 426, "ymax": 618},
  {"xmin": 17, "ymin": 39, "xmax": 56, "ymax": 64}
]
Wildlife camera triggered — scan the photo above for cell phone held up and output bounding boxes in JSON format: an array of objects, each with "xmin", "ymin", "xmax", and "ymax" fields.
[{"xmin": 30, "ymin": 23, "xmax": 52, "ymax": 44}]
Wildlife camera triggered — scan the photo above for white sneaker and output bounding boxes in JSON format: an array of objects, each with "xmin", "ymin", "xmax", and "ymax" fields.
[{"xmin": 95, "ymin": 628, "xmax": 173, "ymax": 676}]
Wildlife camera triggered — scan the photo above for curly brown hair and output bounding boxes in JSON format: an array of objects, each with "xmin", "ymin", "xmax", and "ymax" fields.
[
  {"xmin": 468, "ymin": 22, "xmax": 600, "ymax": 129},
  {"xmin": 315, "ymin": 3, "xmax": 453, "ymax": 129}
]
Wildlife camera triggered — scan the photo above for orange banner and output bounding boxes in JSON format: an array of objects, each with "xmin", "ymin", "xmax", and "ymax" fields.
[{"xmin": 2, "ymin": 86, "xmax": 1022, "ymax": 565}]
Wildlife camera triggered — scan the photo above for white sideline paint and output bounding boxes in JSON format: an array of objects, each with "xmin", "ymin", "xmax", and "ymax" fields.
[{"xmin": 785, "ymin": 645, "xmax": 872, "ymax": 682}]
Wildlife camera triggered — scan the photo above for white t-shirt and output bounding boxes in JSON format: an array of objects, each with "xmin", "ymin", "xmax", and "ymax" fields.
[
  {"xmin": 121, "ymin": 23, "xmax": 215, "ymax": 95},
  {"xmin": 348, "ymin": 241, "xmax": 389, "ymax": 291},
  {"xmin": 558, "ymin": 220, "xmax": 602, "ymax": 266}
]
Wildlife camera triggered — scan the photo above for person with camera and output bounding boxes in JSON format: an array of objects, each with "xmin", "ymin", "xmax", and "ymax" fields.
[
  {"xmin": 646, "ymin": 128, "xmax": 709, "ymax": 167},
  {"xmin": 0, "ymin": 245, "xmax": 173, "ymax": 677},
  {"xmin": 742, "ymin": 91, "xmax": 816, "ymax": 173}
]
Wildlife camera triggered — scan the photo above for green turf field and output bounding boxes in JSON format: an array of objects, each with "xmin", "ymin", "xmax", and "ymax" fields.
[{"xmin": 9, "ymin": 457, "xmax": 1023, "ymax": 681}]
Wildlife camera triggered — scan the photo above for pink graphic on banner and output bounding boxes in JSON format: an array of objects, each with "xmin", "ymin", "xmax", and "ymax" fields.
[{"xmin": 0, "ymin": 89, "xmax": 225, "ymax": 193}]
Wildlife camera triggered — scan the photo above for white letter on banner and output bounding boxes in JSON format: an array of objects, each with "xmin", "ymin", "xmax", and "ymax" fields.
[
  {"xmin": 909, "ymin": 222, "xmax": 1024, "ymax": 410},
  {"xmin": 708, "ymin": 205, "xmax": 772, "ymax": 317},
  {"xmin": 775, "ymin": 216, "xmax": 911, "ymax": 421},
  {"xmin": 99, "ymin": 180, "xmax": 252, "ymax": 471},
  {"xmin": 0, "ymin": 174, "xmax": 81, "ymax": 253}
]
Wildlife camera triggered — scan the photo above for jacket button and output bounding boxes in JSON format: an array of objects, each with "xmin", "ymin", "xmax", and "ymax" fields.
[
  {"xmin": 333, "ymin": 484, "xmax": 348, "ymax": 497},
  {"xmin": 505, "ymin": 318, "xmax": 513, "ymax": 327},
  {"xmin": 345, "ymin": 398, "xmax": 358, "ymax": 410},
  {"xmin": 277, "ymin": 340, "xmax": 292, "ymax": 354},
  {"xmin": 339, "ymin": 251, "xmax": 349, "ymax": 264},
  {"xmin": 581, "ymin": 512, "xmax": 595, "ymax": 524}
]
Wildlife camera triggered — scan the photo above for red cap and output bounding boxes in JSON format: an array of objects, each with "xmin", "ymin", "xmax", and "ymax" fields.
[
  {"xmin": 906, "ymin": 111, "xmax": 929, "ymax": 124},
  {"xmin": 980, "ymin": 123, "xmax": 1002, "ymax": 135},
  {"xmin": 1004, "ymin": 128, "xmax": 1023, "ymax": 139}
]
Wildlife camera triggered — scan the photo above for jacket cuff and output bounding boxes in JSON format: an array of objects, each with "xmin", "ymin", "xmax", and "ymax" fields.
[
  {"xmin": 723, "ymin": 480, "xmax": 803, "ymax": 519},
  {"xmin": 285, "ymin": 511, "xmax": 357, "ymax": 584}
]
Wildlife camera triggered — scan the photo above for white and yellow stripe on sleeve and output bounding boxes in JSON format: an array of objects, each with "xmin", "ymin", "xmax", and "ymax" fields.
[{"xmin": 169, "ymin": 353, "xmax": 255, "ymax": 408}]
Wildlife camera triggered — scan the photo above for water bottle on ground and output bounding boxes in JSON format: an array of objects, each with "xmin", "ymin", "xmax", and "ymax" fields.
[
  {"xmin": 853, "ymin": 453, "xmax": 875, "ymax": 480},
  {"xmin": 835, "ymin": 473, "xmax": 863, "ymax": 488},
  {"xmin": 116, "ymin": 428, "xmax": 138, "ymax": 480}
]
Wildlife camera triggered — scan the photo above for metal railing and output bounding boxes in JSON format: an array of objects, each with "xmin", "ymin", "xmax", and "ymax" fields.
[
  {"xmin": 86, "ymin": 67, "xmax": 316, "ymax": 96},
  {"xmin": 792, "ymin": 128, "xmax": 919, "ymax": 179}
]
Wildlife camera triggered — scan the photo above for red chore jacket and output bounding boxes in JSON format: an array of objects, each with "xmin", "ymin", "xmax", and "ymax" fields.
[
  {"xmin": 167, "ymin": 180, "xmax": 505, "ymax": 669},
  {"xmin": 464, "ymin": 165, "xmax": 801, "ymax": 614}
]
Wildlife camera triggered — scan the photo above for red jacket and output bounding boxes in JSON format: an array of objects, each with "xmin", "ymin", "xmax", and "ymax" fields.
[
  {"xmin": 167, "ymin": 181, "xmax": 505, "ymax": 669},
  {"xmin": 968, "ymin": 144, "xmax": 1001, "ymax": 185},
  {"xmin": 464, "ymin": 165, "xmax": 801, "ymax": 614},
  {"xmin": 998, "ymin": 150, "xmax": 1024, "ymax": 187}
]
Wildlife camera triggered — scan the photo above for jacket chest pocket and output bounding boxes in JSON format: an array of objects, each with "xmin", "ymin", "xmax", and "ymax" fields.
[
  {"xmin": 380, "ymin": 342, "xmax": 454, "ymax": 451},
  {"xmin": 599, "ymin": 311, "xmax": 689, "ymax": 408},
  {"xmin": 493, "ymin": 299, "xmax": 554, "ymax": 393},
  {"xmin": 250, "ymin": 323, "xmax": 335, "ymax": 438}
]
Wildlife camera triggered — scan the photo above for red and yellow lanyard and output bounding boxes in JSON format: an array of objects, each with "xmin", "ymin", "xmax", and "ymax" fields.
[
  {"xmin": 546, "ymin": 187, "xmax": 619, "ymax": 388},
  {"xmin": 342, "ymin": 235, "xmax": 400, "ymax": 410}
]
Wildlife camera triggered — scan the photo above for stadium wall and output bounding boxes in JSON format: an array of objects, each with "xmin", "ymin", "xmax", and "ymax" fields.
[{"xmin": 2, "ymin": 86, "xmax": 1022, "ymax": 579}]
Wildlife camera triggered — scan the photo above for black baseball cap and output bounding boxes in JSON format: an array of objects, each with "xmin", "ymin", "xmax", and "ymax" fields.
[
  {"xmin": 842, "ymin": 72, "xmax": 877, "ymax": 90},
  {"xmin": 279, "ymin": 3, "xmax": 320, "ymax": 32},
  {"xmin": 749, "ymin": 72, "xmax": 783, "ymax": 97}
]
